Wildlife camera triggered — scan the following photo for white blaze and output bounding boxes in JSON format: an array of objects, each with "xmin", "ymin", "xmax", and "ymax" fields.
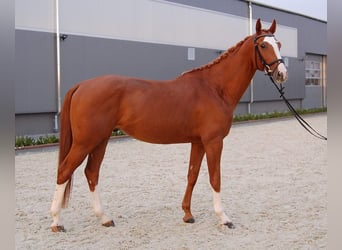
[
  {"xmin": 264, "ymin": 36, "xmax": 282, "ymax": 59},
  {"xmin": 264, "ymin": 36, "xmax": 287, "ymax": 77}
]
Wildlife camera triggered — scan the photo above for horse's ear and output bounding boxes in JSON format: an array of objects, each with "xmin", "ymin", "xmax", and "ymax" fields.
[
  {"xmin": 256, "ymin": 18, "xmax": 262, "ymax": 34},
  {"xmin": 269, "ymin": 19, "xmax": 277, "ymax": 34}
]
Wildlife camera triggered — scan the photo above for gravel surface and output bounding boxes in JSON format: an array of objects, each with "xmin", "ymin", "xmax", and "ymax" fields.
[{"xmin": 15, "ymin": 114, "xmax": 327, "ymax": 249}]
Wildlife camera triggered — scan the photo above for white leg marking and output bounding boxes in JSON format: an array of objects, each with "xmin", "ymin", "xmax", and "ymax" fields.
[
  {"xmin": 50, "ymin": 181, "xmax": 68, "ymax": 227},
  {"xmin": 91, "ymin": 186, "xmax": 112, "ymax": 224},
  {"xmin": 212, "ymin": 189, "xmax": 231, "ymax": 224}
]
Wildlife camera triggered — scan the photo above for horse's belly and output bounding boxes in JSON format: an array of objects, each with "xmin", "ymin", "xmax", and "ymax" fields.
[{"xmin": 119, "ymin": 121, "xmax": 199, "ymax": 144}]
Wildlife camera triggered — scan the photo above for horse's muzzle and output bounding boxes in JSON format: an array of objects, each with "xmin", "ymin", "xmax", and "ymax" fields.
[{"xmin": 272, "ymin": 63, "xmax": 288, "ymax": 84}]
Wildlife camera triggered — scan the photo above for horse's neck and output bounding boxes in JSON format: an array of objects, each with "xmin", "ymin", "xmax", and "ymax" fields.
[{"xmin": 206, "ymin": 38, "xmax": 256, "ymax": 107}]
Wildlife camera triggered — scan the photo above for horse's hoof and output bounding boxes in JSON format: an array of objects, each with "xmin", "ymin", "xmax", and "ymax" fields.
[
  {"xmin": 51, "ymin": 225, "xmax": 66, "ymax": 232},
  {"xmin": 184, "ymin": 217, "xmax": 195, "ymax": 223},
  {"xmin": 102, "ymin": 220, "xmax": 115, "ymax": 227},
  {"xmin": 224, "ymin": 222, "xmax": 235, "ymax": 229}
]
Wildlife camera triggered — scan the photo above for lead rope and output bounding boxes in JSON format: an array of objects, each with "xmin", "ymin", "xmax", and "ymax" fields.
[{"xmin": 269, "ymin": 76, "xmax": 327, "ymax": 140}]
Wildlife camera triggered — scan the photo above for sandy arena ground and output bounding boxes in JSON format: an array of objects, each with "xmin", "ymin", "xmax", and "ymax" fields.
[{"xmin": 15, "ymin": 114, "xmax": 327, "ymax": 250}]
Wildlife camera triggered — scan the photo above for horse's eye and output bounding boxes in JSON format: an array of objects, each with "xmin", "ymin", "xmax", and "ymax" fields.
[{"xmin": 260, "ymin": 43, "xmax": 266, "ymax": 49}]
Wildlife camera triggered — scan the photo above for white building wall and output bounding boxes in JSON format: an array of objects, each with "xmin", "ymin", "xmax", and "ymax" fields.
[{"xmin": 16, "ymin": 0, "xmax": 297, "ymax": 55}]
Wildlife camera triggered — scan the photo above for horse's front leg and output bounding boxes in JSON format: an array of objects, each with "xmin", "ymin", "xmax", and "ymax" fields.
[
  {"xmin": 204, "ymin": 139, "xmax": 235, "ymax": 229},
  {"xmin": 182, "ymin": 143, "xmax": 205, "ymax": 223}
]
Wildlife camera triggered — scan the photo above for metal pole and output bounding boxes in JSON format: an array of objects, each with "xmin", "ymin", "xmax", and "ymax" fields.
[
  {"xmin": 322, "ymin": 56, "xmax": 327, "ymax": 107},
  {"xmin": 247, "ymin": 1, "xmax": 254, "ymax": 114},
  {"xmin": 54, "ymin": 0, "xmax": 61, "ymax": 132}
]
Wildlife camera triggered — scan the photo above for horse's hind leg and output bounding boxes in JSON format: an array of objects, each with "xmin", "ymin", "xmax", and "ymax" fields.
[
  {"xmin": 50, "ymin": 181, "xmax": 69, "ymax": 232},
  {"xmin": 50, "ymin": 145, "xmax": 89, "ymax": 232},
  {"xmin": 182, "ymin": 143, "xmax": 205, "ymax": 223},
  {"xmin": 84, "ymin": 139, "xmax": 114, "ymax": 227}
]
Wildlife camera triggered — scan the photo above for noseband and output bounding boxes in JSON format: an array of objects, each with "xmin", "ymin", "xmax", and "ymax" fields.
[{"xmin": 254, "ymin": 34, "xmax": 284, "ymax": 76}]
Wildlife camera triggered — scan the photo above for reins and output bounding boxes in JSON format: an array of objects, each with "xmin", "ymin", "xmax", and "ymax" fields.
[
  {"xmin": 267, "ymin": 71, "xmax": 327, "ymax": 141},
  {"xmin": 254, "ymin": 33, "xmax": 327, "ymax": 141}
]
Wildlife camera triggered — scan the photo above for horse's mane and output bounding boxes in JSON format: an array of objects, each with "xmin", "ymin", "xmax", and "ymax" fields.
[{"xmin": 182, "ymin": 35, "xmax": 252, "ymax": 75}]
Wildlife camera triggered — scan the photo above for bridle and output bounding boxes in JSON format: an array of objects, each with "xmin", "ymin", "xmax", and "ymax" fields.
[
  {"xmin": 254, "ymin": 34, "xmax": 284, "ymax": 77},
  {"xmin": 254, "ymin": 34, "xmax": 327, "ymax": 141}
]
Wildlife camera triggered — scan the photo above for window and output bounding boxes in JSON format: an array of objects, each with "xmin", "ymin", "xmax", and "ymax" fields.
[{"xmin": 305, "ymin": 54, "xmax": 326, "ymax": 86}]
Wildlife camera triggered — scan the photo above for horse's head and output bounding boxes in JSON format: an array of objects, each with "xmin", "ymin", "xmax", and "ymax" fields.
[{"xmin": 254, "ymin": 18, "xmax": 288, "ymax": 84}]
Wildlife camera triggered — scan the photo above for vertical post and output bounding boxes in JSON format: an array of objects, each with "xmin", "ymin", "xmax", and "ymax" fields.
[
  {"xmin": 54, "ymin": 0, "xmax": 61, "ymax": 132},
  {"xmin": 247, "ymin": 1, "xmax": 254, "ymax": 114},
  {"xmin": 322, "ymin": 55, "xmax": 327, "ymax": 108}
]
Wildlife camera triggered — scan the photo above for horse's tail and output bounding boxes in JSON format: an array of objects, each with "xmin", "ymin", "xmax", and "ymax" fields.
[{"xmin": 58, "ymin": 84, "xmax": 80, "ymax": 208}]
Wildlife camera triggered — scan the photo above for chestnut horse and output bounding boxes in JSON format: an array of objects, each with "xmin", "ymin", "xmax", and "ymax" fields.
[{"xmin": 50, "ymin": 19, "xmax": 287, "ymax": 232}]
